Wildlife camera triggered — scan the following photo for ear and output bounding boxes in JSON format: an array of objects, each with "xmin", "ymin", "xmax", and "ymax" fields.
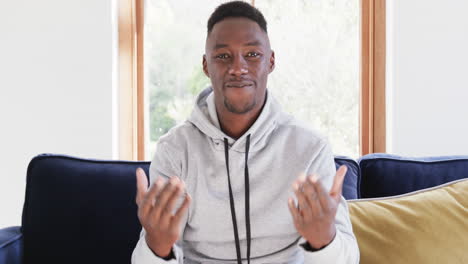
[
  {"xmin": 202, "ymin": 55, "xmax": 210, "ymax": 77},
  {"xmin": 269, "ymin": 50, "xmax": 275, "ymax": 73}
]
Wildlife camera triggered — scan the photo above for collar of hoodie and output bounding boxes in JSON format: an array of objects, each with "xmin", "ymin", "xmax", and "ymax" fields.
[{"xmin": 188, "ymin": 87, "xmax": 283, "ymax": 153}]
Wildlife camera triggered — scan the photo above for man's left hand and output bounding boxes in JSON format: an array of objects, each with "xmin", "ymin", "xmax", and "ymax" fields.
[{"xmin": 288, "ymin": 165, "xmax": 348, "ymax": 249}]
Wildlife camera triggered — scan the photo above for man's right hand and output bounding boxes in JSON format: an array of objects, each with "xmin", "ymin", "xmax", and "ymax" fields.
[{"xmin": 135, "ymin": 168, "xmax": 191, "ymax": 258}]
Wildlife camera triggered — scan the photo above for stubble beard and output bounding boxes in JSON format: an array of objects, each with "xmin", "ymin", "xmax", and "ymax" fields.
[{"xmin": 224, "ymin": 97, "xmax": 257, "ymax": 114}]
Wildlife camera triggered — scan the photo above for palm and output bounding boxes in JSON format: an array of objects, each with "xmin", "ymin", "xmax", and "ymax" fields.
[
  {"xmin": 135, "ymin": 168, "xmax": 191, "ymax": 256},
  {"xmin": 288, "ymin": 165, "xmax": 347, "ymax": 249}
]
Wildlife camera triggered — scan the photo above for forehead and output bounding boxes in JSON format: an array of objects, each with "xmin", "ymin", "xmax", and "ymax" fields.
[{"xmin": 206, "ymin": 17, "xmax": 269, "ymax": 49}]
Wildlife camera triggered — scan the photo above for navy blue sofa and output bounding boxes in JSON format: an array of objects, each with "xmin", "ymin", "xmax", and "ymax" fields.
[{"xmin": 1, "ymin": 153, "xmax": 468, "ymax": 264}]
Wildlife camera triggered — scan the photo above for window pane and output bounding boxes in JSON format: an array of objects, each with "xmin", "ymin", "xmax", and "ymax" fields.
[
  {"xmin": 255, "ymin": 0, "xmax": 360, "ymax": 157},
  {"xmin": 145, "ymin": 0, "xmax": 359, "ymax": 158},
  {"xmin": 144, "ymin": 0, "xmax": 226, "ymax": 158}
]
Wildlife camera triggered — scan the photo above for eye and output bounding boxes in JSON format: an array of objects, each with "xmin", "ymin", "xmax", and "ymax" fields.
[
  {"xmin": 246, "ymin": 52, "xmax": 261, "ymax": 58},
  {"xmin": 215, "ymin": 54, "xmax": 230, "ymax": 59}
]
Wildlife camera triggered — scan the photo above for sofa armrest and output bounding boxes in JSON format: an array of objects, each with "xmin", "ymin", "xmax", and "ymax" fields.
[{"xmin": 0, "ymin": 226, "xmax": 23, "ymax": 264}]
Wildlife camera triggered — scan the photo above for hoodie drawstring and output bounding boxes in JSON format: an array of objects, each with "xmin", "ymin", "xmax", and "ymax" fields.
[{"xmin": 223, "ymin": 134, "xmax": 251, "ymax": 264}]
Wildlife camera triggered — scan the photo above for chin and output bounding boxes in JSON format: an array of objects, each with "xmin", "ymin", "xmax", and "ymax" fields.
[{"xmin": 224, "ymin": 97, "xmax": 256, "ymax": 114}]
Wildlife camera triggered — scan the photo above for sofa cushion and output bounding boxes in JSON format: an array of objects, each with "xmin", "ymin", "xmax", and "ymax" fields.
[
  {"xmin": 334, "ymin": 156, "xmax": 360, "ymax": 199},
  {"xmin": 359, "ymin": 153, "xmax": 468, "ymax": 198},
  {"xmin": 348, "ymin": 178, "xmax": 468, "ymax": 264},
  {"xmin": 21, "ymin": 154, "xmax": 150, "ymax": 264}
]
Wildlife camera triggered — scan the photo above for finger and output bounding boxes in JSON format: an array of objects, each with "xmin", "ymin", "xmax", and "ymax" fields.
[
  {"xmin": 293, "ymin": 180, "xmax": 312, "ymax": 219},
  {"xmin": 170, "ymin": 193, "xmax": 192, "ymax": 230},
  {"xmin": 136, "ymin": 168, "xmax": 148, "ymax": 206},
  {"xmin": 304, "ymin": 174, "xmax": 324, "ymax": 217},
  {"xmin": 287, "ymin": 197, "xmax": 302, "ymax": 226},
  {"xmin": 330, "ymin": 165, "xmax": 347, "ymax": 200},
  {"xmin": 140, "ymin": 177, "xmax": 164, "ymax": 218},
  {"xmin": 159, "ymin": 180, "xmax": 185, "ymax": 226},
  {"xmin": 310, "ymin": 175, "xmax": 335, "ymax": 213},
  {"xmin": 150, "ymin": 176, "xmax": 181, "ymax": 223}
]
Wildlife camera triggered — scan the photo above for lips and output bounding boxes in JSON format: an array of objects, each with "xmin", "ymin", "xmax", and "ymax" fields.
[{"xmin": 225, "ymin": 82, "xmax": 253, "ymax": 88}]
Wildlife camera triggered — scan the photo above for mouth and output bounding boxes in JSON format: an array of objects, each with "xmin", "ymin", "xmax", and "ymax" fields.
[{"xmin": 225, "ymin": 82, "xmax": 253, "ymax": 88}]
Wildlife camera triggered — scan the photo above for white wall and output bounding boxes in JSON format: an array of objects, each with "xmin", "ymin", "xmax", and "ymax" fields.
[
  {"xmin": 387, "ymin": 0, "xmax": 468, "ymax": 156},
  {"xmin": 0, "ymin": 0, "xmax": 114, "ymax": 227}
]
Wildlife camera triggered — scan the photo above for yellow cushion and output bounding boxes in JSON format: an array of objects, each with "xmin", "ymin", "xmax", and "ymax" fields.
[{"xmin": 348, "ymin": 179, "xmax": 468, "ymax": 264}]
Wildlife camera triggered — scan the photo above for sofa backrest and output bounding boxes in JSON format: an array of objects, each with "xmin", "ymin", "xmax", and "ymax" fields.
[
  {"xmin": 22, "ymin": 154, "xmax": 149, "ymax": 264},
  {"xmin": 334, "ymin": 156, "xmax": 360, "ymax": 200},
  {"xmin": 358, "ymin": 153, "xmax": 468, "ymax": 198},
  {"xmin": 21, "ymin": 154, "xmax": 358, "ymax": 264}
]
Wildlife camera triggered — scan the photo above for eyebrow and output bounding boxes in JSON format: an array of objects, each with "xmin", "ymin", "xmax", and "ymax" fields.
[
  {"xmin": 214, "ymin": 43, "xmax": 229, "ymax": 50},
  {"xmin": 213, "ymin": 40, "xmax": 263, "ymax": 50},
  {"xmin": 245, "ymin": 40, "xmax": 261, "ymax": 46}
]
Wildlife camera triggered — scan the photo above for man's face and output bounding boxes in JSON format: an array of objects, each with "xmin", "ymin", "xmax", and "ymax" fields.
[{"xmin": 203, "ymin": 17, "xmax": 275, "ymax": 115}]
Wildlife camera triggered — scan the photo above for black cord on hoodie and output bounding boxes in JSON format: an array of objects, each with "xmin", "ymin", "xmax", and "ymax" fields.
[{"xmin": 224, "ymin": 134, "xmax": 251, "ymax": 264}]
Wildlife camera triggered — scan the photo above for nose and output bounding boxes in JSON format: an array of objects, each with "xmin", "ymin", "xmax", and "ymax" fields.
[{"xmin": 228, "ymin": 55, "xmax": 248, "ymax": 76}]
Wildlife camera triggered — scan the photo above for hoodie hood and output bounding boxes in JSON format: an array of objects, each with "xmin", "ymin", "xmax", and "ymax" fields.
[{"xmin": 188, "ymin": 87, "xmax": 290, "ymax": 153}]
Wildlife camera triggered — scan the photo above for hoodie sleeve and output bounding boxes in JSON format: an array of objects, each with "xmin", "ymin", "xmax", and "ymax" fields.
[
  {"xmin": 132, "ymin": 139, "xmax": 189, "ymax": 264},
  {"xmin": 132, "ymin": 229, "xmax": 185, "ymax": 264},
  {"xmin": 300, "ymin": 140, "xmax": 360, "ymax": 264}
]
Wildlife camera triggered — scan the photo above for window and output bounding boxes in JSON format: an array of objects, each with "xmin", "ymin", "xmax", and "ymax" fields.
[{"xmin": 118, "ymin": 0, "xmax": 386, "ymax": 160}]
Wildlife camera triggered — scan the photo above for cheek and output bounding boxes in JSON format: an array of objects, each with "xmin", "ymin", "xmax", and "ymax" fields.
[
  {"xmin": 208, "ymin": 63, "xmax": 227, "ymax": 78},
  {"xmin": 253, "ymin": 65, "xmax": 270, "ymax": 82},
  {"xmin": 207, "ymin": 65, "xmax": 226, "ymax": 87},
  {"xmin": 251, "ymin": 60, "xmax": 270, "ymax": 76}
]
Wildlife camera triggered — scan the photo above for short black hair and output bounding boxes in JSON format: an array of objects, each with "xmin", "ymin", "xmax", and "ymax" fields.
[{"xmin": 207, "ymin": 1, "xmax": 267, "ymax": 35}]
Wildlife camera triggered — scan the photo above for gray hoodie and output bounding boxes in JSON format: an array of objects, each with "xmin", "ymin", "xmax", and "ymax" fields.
[{"xmin": 132, "ymin": 87, "xmax": 359, "ymax": 264}]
